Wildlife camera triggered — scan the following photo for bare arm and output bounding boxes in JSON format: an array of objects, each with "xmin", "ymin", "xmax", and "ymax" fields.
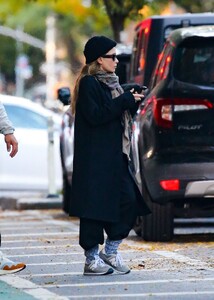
[{"xmin": 4, "ymin": 134, "xmax": 18, "ymax": 157}]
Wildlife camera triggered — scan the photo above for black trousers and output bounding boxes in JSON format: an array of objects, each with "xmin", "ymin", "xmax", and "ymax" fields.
[{"xmin": 79, "ymin": 155, "xmax": 139, "ymax": 251}]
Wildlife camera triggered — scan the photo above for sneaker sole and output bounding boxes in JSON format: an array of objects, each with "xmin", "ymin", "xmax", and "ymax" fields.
[
  {"xmin": 0, "ymin": 265, "xmax": 26, "ymax": 275},
  {"xmin": 83, "ymin": 268, "xmax": 114, "ymax": 276},
  {"xmin": 111, "ymin": 268, "xmax": 131, "ymax": 275}
]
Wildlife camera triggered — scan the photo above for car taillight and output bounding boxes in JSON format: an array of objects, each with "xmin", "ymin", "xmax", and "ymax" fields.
[
  {"xmin": 160, "ymin": 179, "xmax": 180, "ymax": 191},
  {"xmin": 153, "ymin": 98, "xmax": 173, "ymax": 128},
  {"xmin": 152, "ymin": 97, "xmax": 213, "ymax": 129},
  {"xmin": 145, "ymin": 27, "xmax": 149, "ymax": 34}
]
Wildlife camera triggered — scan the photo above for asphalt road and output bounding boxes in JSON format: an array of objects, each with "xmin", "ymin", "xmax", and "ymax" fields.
[{"xmin": 0, "ymin": 209, "xmax": 213, "ymax": 300}]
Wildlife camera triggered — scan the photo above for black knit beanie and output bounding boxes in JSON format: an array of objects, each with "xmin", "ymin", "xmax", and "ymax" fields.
[{"xmin": 84, "ymin": 35, "xmax": 117, "ymax": 64}]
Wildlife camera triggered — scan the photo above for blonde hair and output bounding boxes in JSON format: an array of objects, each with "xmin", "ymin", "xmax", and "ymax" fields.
[{"xmin": 71, "ymin": 61, "xmax": 101, "ymax": 115}]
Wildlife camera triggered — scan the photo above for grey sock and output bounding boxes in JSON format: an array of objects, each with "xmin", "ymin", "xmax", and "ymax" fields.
[
  {"xmin": 85, "ymin": 245, "xmax": 99, "ymax": 264},
  {"xmin": 105, "ymin": 238, "xmax": 122, "ymax": 255}
]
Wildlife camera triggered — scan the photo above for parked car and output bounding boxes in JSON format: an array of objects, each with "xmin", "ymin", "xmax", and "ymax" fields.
[
  {"xmin": 132, "ymin": 25, "xmax": 214, "ymax": 242},
  {"xmin": 0, "ymin": 95, "xmax": 62, "ymax": 192},
  {"xmin": 129, "ymin": 12, "xmax": 214, "ymax": 87},
  {"xmin": 115, "ymin": 44, "xmax": 132, "ymax": 85},
  {"xmin": 57, "ymin": 87, "xmax": 74, "ymax": 213}
]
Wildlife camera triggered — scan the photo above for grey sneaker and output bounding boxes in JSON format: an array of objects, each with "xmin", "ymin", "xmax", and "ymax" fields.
[
  {"xmin": 83, "ymin": 258, "xmax": 114, "ymax": 276},
  {"xmin": 99, "ymin": 249, "xmax": 130, "ymax": 274}
]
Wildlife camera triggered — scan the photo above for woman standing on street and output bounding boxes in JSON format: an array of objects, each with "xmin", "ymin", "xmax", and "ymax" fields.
[{"xmin": 69, "ymin": 35, "xmax": 150, "ymax": 276}]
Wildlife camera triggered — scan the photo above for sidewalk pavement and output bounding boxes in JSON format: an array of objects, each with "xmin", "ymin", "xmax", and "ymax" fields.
[
  {"xmin": 0, "ymin": 280, "xmax": 35, "ymax": 300},
  {"xmin": 0, "ymin": 191, "xmax": 62, "ymax": 211}
]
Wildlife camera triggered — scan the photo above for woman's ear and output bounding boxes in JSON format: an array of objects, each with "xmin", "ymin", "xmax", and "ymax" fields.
[{"xmin": 97, "ymin": 57, "xmax": 103, "ymax": 64}]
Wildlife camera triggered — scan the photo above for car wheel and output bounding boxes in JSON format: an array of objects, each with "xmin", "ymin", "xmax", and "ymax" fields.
[
  {"xmin": 134, "ymin": 182, "xmax": 174, "ymax": 242},
  {"xmin": 143, "ymin": 200, "xmax": 174, "ymax": 242},
  {"xmin": 62, "ymin": 174, "xmax": 71, "ymax": 214},
  {"xmin": 133, "ymin": 216, "xmax": 144, "ymax": 237}
]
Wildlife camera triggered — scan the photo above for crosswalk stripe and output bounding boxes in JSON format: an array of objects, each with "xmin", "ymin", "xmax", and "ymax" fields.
[
  {"xmin": 0, "ymin": 275, "xmax": 69, "ymax": 300},
  {"xmin": 5, "ymin": 249, "xmax": 137, "ymax": 258},
  {"xmin": 42, "ymin": 277, "xmax": 214, "ymax": 288},
  {"xmin": 2, "ymin": 232, "xmax": 78, "ymax": 237},
  {"xmin": 68, "ymin": 291, "xmax": 214, "ymax": 298}
]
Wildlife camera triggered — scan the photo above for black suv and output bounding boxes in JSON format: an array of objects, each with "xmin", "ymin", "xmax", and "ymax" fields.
[
  {"xmin": 129, "ymin": 13, "xmax": 214, "ymax": 87},
  {"xmin": 132, "ymin": 26, "xmax": 214, "ymax": 242}
]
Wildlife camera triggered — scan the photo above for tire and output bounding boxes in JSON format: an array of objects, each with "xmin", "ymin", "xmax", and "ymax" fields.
[
  {"xmin": 134, "ymin": 182, "xmax": 174, "ymax": 242},
  {"xmin": 62, "ymin": 174, "xmax": 71, "ymax": 214},
  {"xmin": 133, "ymin": 216, "xmax": 144, "ymax": 237},
  {"xmin": 143, "ymin": 200, "xmax": 174, "ymax": 242}
]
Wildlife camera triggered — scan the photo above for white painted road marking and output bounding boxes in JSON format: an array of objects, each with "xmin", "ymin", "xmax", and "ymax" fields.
[
  {"xmin": 67, "ymin": 291, "xmax": 214, "ymax": 299},
  {"xmin": 41, "ymin": 276, "xmax": 214, "ymax": 288},
  {"xmin": 17, "ymin": 267, "xmax": 214, "ymax": 277},
  {"xmin": 2, "ymin": 249, "xmax": 137, "ymax": 258},
  {"xmin": 2, "ymin": 232, "xmax": 79, "ymax": 237},
  {"xmin": 1, "ymin": 245, "xmax": 79, "ymax": 250},
  {"xmin": 0, "ymin": 275, "xmax": 69, "ymax": 300}
]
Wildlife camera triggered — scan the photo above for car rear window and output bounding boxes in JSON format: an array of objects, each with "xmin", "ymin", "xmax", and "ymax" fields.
[{"xmin": 173, "ymin": 37, "xmax": 214, "ymax": 86}]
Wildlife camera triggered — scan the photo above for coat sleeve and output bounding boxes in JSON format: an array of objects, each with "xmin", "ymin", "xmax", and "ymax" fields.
[
  {"xmin": 129, "ymin": 102, "xmax": 140, "ymax": 117},
  {"xmin": 0, "ymin": 102, "xmax": 14, "ymax": 135},
  {"xmin": 77, "ymin": 76, "xmax": 137, "ymax": 126}
]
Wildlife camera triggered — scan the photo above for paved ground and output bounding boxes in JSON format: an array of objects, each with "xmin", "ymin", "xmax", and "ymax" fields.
[{"xmin": 0, "ymin": 208, "xmax": 213, "ymax": 300}]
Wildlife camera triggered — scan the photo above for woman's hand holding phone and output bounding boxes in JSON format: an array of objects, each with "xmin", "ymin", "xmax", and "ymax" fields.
[{"xmin": 130, "ymin": 88, "xmax": 145, "ymax": 102}]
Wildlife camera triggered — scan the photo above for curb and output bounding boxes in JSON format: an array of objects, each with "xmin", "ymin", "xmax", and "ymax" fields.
[
  {"xmin": 17, "ymin": 197, "xmax": 62, "ymax": 210},
  {"xmin": 0, "ymin": 193, "xmax": 62, "ymax": 210}
]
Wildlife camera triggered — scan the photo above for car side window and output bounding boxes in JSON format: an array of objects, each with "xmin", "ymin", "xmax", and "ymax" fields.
[
  {"xmin": 131, "ymin": 27, "xmax": 149, "ymax": 78},
  {"xmin": 138, "ymin": 30, "xmax": 148, "ymax": 74},
  {"xmin": 131, "ymin": 31, "xmax": 141, "ymax": 77},
  {"xmin": 4, "ymin": 105, "xmax": 47, "ymax": 129}
]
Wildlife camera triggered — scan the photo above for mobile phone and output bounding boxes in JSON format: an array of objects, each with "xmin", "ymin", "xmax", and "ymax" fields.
[{"xmin": 133, "ymin": 85, "xmax": 147, "ymax": 94}]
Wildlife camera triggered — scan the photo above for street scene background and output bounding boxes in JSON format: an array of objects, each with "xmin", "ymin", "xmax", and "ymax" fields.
[{"xmin": 0, "ymin": 0, "xmax": 214, "ymax": 299}]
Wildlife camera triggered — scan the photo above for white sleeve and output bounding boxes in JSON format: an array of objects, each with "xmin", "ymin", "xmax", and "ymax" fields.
[{"xmin": 0, "ymin": 102, "xmax": 14, "ymax": 135}]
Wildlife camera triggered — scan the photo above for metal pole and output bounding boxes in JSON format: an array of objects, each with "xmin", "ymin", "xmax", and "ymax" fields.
[
  {"xmin": 15, "ymin": 26, "xmax": 24, "ymax": 97},
  {"xmin": 47, "ymin": 116, "xmax": 58, "ymax": 197},
  {"xmin": 45, "ymin": 14, "xmax": 56, "ymax": 107},
  {"xmin": 15, "ymin": 68, "xmax": 24, "ymax": 97}
]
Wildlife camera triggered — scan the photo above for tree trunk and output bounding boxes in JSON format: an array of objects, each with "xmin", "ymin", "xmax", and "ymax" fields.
[
  {"xmin": 65, "ymin": 37, "xmax": 82, "ymax": 74},
  {"xmin": 103, "ymin": 0, "xmax": 127, "ymax": 42},
  {"xmin": 110, "ymin": 14, "xmax": 126, "ymax": 42}
]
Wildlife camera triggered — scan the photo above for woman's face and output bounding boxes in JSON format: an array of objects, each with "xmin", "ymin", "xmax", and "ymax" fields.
[{"xmin": 97, "ymin": 47, "xmax": 119, "ymax": 73}]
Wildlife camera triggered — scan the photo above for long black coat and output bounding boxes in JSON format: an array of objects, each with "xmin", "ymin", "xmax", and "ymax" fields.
[{"xmin": 69, "ymin": 75, "xmax": 143, "ymax": 222}]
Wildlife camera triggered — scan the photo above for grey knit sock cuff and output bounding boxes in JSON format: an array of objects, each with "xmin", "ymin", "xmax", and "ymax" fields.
[
  {"xmin": 84, "ymin": 245, "xmax": 99, "ymax": 264},
  {"xmin": 105, "ymin": 238, "xmax": 122, "ymax": 255}
]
